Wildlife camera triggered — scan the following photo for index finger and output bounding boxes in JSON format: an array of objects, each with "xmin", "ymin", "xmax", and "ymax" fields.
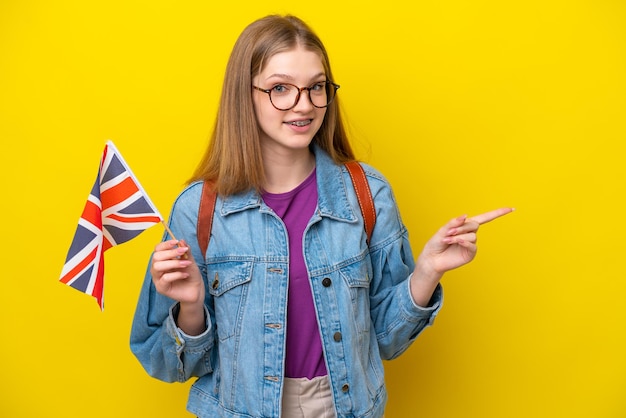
[
  {"xmin": 468, "ymin": 207, "xmax": 515, "ymax": 225},
  {"xmin": 155, "ymin": 239, "xmax": 180, "ymax": 252}
]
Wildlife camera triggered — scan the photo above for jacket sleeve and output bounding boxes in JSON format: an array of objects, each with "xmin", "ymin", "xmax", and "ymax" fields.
[
  {"xmin": 364, "ymin": 168, "xmax": 443, "ymax": 360},
  {"xmin": 130, "ymin": 184, "xmax": 215, "ymax": 383}
]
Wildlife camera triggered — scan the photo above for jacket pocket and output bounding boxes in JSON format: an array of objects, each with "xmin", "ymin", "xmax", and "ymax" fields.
[
  {"xmin": 207, "ymin": 260, "xmax": 253, "ymax": 342},
  {"xmin": 339, "ymin": 257, "xmax": 373, "ymax": 334}
]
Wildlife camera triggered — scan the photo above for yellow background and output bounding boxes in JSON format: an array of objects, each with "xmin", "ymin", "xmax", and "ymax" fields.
[{"xmin": 1, "ymin": 1, "xmax": 625, "ymax": 417}]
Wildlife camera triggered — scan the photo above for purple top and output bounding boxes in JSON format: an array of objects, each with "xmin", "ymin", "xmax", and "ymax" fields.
[{"xmin": 262, "ymin": 169, "xmax": 327, "ymax": 379}]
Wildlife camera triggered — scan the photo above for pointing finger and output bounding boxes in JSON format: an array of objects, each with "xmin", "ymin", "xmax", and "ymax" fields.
[{"xmin": 469, "ymin": 207, "xmax": 515, "ymax": 225}]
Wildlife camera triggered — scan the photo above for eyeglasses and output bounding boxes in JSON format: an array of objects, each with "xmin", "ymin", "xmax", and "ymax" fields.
[{"xmin": 252, "ymin": 81, "xmax": 340, "ymax": 111}]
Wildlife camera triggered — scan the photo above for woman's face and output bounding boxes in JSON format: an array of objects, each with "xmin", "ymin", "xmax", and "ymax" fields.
[{"xmin": 252, "ymin": 46, "xmax": 327, "ymax": 158}]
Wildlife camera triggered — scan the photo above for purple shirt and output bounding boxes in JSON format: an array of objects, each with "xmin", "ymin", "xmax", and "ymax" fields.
[{"xmin": 262, "ymin": 169, "xmax": 327, "ymax": 379}]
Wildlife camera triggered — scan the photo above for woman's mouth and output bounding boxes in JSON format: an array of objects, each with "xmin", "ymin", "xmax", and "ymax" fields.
[{"xmin": 286, "ymin": 119, "xmax": 312, "ymax": 127}]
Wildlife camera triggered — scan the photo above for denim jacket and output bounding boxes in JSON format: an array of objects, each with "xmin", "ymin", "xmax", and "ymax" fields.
[{"xmin": 130, "ymin": 146, "xmax": 443, "ymax": 418}]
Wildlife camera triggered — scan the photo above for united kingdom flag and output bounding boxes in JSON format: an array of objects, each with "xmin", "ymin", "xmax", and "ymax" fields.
[{"xmin": 59, "ymin": 141, "xmax": 163, "ymax": 310}]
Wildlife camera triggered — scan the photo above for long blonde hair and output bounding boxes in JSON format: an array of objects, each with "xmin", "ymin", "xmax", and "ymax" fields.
[{"xmin": 188, "ymin": 15, "xmax": 354, "ymax": 196}]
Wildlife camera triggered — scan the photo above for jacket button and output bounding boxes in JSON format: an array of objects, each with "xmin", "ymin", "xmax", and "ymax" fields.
[
  {"xmin": 341, "ymin": 383, "xmax": 349, "ymax": 392},
  {"xmin": 333, "ymin": 332, "xmax": 342, "ymax": 342},
  {"xmin": 322, "ymin": 277, "xmax": 332, "ymax": 287},
  {"xmin": 212, "ymin": 273, "xmax": 219, "ymax": 289}
]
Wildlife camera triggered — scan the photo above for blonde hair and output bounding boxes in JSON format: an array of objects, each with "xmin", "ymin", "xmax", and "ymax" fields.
[{"xmin": 188, "ymin": 15, "xmax": 354, "ymax": 195}]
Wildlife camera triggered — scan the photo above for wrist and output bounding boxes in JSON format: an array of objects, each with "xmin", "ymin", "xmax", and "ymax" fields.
[
  {"xmin": 178, "ymin": 300, "xmax": 205, "ymax": 322},
  {"xmin": 414, "ymin": 257, "xmax": 443, "ymax": 285},
  {"xmin": 410, "ymin": 261, "xmax": 443, "ymax": 307},
  {"xmin": 176, "ymin": 301, "xmax": 207, "ymax": 336}
]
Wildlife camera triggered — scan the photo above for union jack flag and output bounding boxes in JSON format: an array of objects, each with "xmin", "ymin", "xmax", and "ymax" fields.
[{"xmin": 59, "ymin": 141, "xmax": 163, "ymax": 310}]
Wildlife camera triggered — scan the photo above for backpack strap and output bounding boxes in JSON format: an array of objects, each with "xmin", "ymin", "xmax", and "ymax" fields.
[
  {"xmin": 196, "ymin": 162, "xmax": 376, "ymax": 256},
  {"xmin": 344, "ymin": 161, "xmax": 376, "ymax": 245},
  {"xmin": 197, "ymin": 180, "xmax": 217, "ymax": 258}
]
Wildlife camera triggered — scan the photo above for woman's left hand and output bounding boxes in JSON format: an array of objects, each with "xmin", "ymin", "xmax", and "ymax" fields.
[
  {"xmin": 420, "ymin": 207, "xmax": 514, "ymax": 275},
  {"xmin": 410, "ymin": 207, "xmax": 514, "ymax": 306}
]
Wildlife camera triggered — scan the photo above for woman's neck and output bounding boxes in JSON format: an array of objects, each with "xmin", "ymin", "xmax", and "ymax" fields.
[{"xmin": 262, "ymin": 148, "xmax": 316, "ymax": 194}]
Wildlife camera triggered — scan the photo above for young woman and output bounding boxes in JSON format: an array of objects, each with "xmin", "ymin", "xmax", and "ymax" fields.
[{"xmin": 130, "ymin": 14, "xmax": 512, "ymax": 418}]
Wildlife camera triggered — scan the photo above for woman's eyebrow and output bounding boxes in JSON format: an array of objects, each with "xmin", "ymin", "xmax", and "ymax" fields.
[
  {"xmin": 265, "ymin": 73, "xmax": 295, "ymax": 81},
  {"xmin": 264, "ymin": 72, "xmax": 326, "ymax": 82}
]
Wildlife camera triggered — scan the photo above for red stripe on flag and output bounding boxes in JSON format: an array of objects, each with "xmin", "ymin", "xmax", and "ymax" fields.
[
  {"xmin": 101, "ymin": 177, "xmax": 139, "ymax": 209},
  {"xmin": 92, "ymin": 254, "xmax": 105, "ymax": 310},
  {"xmin": 103, "ymin": 237, "xmax": 113, "ymax": 251},
  {"xmin": 107, "ymin": 213, "xmax": 162, "ymax": 223},
  {"xmin": 82, "ymin": 200, "xmax": 103, "ymax": 228},
  {"xmin": 59, "ymin": 246, "xmax": 98, "ymax": 284}
]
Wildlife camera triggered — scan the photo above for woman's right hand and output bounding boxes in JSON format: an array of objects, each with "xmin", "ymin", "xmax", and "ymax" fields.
[
  {"xmin": 151, "ymin": 239, "xmax": 204, "ymax": 304},
  {"xmin": 151, "ymin": 239, "xmax": 207, "ymax": 335}
]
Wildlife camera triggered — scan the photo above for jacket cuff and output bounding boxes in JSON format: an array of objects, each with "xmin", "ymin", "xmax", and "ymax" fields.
[
  {"xmin": 166, "ymin": 302, "xmax": 213, "ymax": 352},
  {"xmin": 404, "ymin": 277, "xmax": 443, "ymax": 326}
]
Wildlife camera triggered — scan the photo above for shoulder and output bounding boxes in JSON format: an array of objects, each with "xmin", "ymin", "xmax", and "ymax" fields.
[
  {"xmin": 347, "ymin": 161, "xmax": 407, "ymax": 246},
  {"xmin": 355, "ymin": 161, "xmax": 388, "ymax": 184},
  {"xmin": 343, "ymin": 161, "xmax": 394, "ymax": 200},
  {"xmin": 172, "ymin": 181, "xmax": 204, "ymax": 206},
  {"xmin": 168, "ymin": 181, "xmax": 205, "ymax": 221}
]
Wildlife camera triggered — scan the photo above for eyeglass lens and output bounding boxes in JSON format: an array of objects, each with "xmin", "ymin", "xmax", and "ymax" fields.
[{"xmin": 270, "ymin": 82, "xmax": 336, "ymax": 110}]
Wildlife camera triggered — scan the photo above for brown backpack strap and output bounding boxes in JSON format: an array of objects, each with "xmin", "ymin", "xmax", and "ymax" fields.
[
  {"xmin": 197, "ymin": 180, "xmax": 217, "ymax": 258},
  {"xmin": 345, "ymin": 161, "xmax": 376, "ymax": 245}
]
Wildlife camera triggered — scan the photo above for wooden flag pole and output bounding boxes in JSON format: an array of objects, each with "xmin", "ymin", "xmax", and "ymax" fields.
[
  {"xmin": 161, "ymin": 221, "xmax": 178, "ymax": 241},
  {"xmin": 161, "ymin": 221, "xmax": 188, "ymax": 259}
]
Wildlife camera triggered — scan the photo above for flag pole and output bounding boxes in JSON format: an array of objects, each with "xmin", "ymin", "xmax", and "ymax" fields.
[
  {"xmin": 161, "ymin": 220, "xmax": 178, "ymax": 241},
  {"xmin": 161, "ymin": 221, "xmax": 189, "ymax": 259}
]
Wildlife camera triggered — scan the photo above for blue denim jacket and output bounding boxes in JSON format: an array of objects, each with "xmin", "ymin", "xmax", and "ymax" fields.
[{"xmin": 130, "ymin": 146, "xmax": 443, "ymax": 418}]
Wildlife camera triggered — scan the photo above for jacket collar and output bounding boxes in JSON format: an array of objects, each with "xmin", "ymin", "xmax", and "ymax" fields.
[
  {"xmin": 313, "ymin": 145, "xmax": 359, "ymax": 223},
  {"xmin": 218, "ymin": 145, "xmax": 359, "ymax": 224}
]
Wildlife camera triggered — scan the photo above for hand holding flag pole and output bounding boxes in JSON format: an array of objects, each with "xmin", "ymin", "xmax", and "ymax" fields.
[
  {"xmin": 59, "ymin": 141, "xmax": 179, "ymax": 310},
  {"xmin": 160, "ymin": 220, "xmax": 188, "ymax": 259}
]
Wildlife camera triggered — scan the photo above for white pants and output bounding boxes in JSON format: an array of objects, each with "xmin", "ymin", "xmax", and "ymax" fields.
[{"xmin": 281, "ymin": 376, "xmax": 337, "ymax": 418}]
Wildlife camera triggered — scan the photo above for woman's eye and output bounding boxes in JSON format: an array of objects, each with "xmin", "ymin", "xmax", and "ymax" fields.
[
  {"xmin": 272, "ymin": 84, "xmax": 290, "ymax": 94},
  {"xmin": 311, "ymin": 82, "xmax": 325, "ymax": 91}
]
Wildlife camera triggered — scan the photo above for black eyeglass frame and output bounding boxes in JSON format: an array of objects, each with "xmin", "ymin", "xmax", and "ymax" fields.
[{"xmin": 252, "ymin": 80, "xmax": 340, "ymax": 111}]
